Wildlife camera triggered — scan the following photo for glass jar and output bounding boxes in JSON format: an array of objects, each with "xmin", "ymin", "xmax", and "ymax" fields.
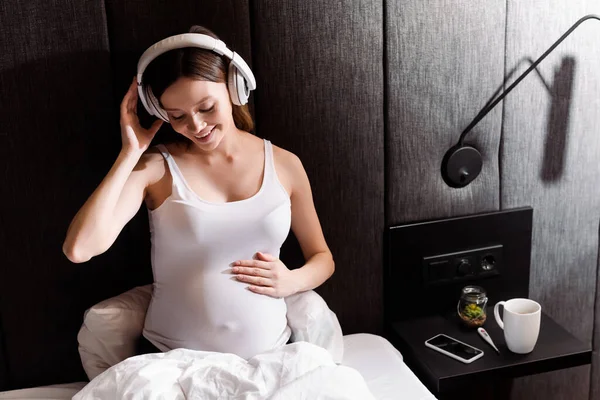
[{"xmin": 457, "ymin": 285, "xmax": 488, "ymax": 328}]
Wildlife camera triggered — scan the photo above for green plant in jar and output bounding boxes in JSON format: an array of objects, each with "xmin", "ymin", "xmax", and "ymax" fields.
[{"xmin": 457, "ymin": 286, "xmax": 488, "ymax": 327}]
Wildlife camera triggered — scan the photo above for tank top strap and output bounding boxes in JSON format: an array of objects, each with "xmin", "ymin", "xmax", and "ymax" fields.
[
  {"xmin": 155, "ymin": 144, "xmax": 187, "ymax": 191},
  {"xmin": 263, "ymin": 139, "xmax": 276, "ymax": 183},
  {"xmin": 262, "ymin": 139, "xmax": 290, "ymax": 201}
]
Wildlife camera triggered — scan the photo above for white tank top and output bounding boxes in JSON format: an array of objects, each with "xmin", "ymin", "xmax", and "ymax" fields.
[{"xmin": 143, "ymin": 139, "xmax": 292, "ymax": 359}]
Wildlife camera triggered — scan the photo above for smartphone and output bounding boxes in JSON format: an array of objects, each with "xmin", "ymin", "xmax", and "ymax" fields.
[{"xmin": 425, "ymin": 334, "xmax": 484, "ymax": 364}]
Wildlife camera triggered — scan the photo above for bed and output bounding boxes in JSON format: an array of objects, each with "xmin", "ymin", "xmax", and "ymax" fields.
[{"xmin": 0, "ymin": 333, "xmax": 435, "ymax": 399}]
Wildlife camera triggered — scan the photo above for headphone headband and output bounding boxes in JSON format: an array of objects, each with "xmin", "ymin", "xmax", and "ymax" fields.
[{"xmin": 136, "ymin": 33, "xmax": 256, "ymax": 121}]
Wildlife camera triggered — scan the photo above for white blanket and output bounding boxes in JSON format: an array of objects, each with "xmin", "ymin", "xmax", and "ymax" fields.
[{"xmin": 73, "ymin": 342, "xmax": 375, "ymax": 400}]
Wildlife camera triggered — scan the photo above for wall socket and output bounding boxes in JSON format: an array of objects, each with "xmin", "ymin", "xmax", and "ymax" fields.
[{"xmin": 422, "ymin": 244, "xmax": 503, "ymax": 286}]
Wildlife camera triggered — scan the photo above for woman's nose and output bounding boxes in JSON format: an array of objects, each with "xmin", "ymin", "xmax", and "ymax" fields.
[{"xmin": 188, "ymin": 113, "xmax": 207, "ymax": 133}]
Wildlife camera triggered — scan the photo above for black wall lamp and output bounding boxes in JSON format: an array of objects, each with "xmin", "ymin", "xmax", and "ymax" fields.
[{"xmin": 441, "ymin": 14, "xmax": 600, "ymax": 188}]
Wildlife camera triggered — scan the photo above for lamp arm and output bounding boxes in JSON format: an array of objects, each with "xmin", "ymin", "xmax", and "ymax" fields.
[{"xmin": 458, "ymin": 14, "xmax": 600, "ymax": 146}]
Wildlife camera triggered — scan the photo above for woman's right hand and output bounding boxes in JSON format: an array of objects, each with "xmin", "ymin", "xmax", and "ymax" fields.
[{"xmin": 120, "ymin": 77, "xmax": 164, "ymax": 156}]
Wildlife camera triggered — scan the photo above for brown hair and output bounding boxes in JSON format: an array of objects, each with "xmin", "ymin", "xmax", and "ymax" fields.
[{"xmin": 143, "ymin": 26, "xmax": 254, "ymax": 144}]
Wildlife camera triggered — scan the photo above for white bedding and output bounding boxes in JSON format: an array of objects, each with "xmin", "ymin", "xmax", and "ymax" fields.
[
  {"xmin": 342, "ymin": 334, "xmax": 436, "ymax": 400},
  {"xmin": 73, "ymin": 341, "xmax": 374, "ymax": 399},
  {"xmin": 0, "ymin": 334, "xmax": 435, "ymax": 400}
]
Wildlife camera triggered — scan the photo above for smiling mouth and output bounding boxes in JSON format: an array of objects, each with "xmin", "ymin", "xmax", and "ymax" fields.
[{"xmin": 193, "ymin": 126, "xmax": 215, "ymax": 140}]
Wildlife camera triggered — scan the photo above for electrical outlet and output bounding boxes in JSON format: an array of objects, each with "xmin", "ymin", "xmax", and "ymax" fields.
[{"xmin": 422, "ymin": 244, "xmax": 503, "ymax": 285}]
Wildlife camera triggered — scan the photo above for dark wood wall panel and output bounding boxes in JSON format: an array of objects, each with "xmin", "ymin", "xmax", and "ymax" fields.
[
  {"xmin": 502, "ymin": 3, "xmax": 600, "ymax": 399},
  {"xmin": 385, "ymin": 1, "xmax": 505, "ymax": 225},
  {"xmin": 251, "ymin": 1, "xmax": 385, "ymax": 334},
  {"xmin": 0, "ymin": 0, "xmax": 124, "ymax": 389}
]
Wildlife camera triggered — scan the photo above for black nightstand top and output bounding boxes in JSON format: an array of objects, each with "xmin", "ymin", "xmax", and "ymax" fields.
[{"xmin": 388, "ymin": 310, "xmax": 591, "ymax": 394}]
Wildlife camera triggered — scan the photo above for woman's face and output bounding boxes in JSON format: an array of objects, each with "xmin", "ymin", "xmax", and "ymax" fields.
[{"xmin": 160, "ymin": 77, "xmax": 234, "ymax": 151}]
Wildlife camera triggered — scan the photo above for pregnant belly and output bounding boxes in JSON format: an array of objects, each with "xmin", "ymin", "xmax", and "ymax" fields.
[{"xmin": 145, "ymin": 271, "xmax": 288, "ymax": 359}]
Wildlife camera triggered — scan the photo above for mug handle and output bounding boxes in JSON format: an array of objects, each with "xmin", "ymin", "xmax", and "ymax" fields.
[{"xmin": 494, "ymin": 301, "xmax": 506, "ymax": 330}]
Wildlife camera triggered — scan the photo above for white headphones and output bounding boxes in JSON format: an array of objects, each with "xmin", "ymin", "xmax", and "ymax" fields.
[{"xmin": 136, "ymin": 33, "xmax": 256, "ymax": 122}]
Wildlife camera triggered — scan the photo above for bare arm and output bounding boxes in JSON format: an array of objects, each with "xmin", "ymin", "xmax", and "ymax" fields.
[
  {"xmin": 286, "ymin": 154, "xmax": 335, "ymax": 292},
  {"xmin": 63, "ymin": 152, "xmax": 154, "ymax": 263},
  {"xmin": 62, "ymin": 78, "xmax": 163, "ymax": 263}
]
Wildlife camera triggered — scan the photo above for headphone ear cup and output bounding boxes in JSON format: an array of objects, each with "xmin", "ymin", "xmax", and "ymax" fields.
[
  {"xmin": 228, "ymin": 62, "xmax": 248, "ymax": 106},
  {"xmin": 146, "ymin": 85, "xmax": 169, "ymax": 122}
]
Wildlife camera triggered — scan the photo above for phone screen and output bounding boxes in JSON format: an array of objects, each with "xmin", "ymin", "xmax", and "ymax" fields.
[{"xmin": 427, "ymin": 334, "xmax": 483, "ymax": 360}]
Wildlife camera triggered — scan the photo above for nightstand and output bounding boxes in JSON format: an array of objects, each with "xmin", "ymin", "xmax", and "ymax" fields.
[{"xmin": 387, "ymin": 309, "xmax": 591, "ymax": 399}]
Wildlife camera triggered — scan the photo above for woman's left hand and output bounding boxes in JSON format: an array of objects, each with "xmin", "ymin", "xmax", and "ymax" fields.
[{"xmin": 232, "ymin": 252, "xmax": 298, "ymax": 298}]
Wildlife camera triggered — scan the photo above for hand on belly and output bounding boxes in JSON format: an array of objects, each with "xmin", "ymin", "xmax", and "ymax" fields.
[{"xmin": 231, "ymin": 251, "xmax": 299, "ymax": 298}]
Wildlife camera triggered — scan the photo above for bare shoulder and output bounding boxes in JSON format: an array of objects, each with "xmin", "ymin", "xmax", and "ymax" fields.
[
  {"xmin": 272, "ymin": 144, "xmax": 302, "ymax": 169},
  {"xmin": 134, "ymin": 146, "xmax": 168, "ymax": 186},
  {"xmin": 271, "ymin": 143, "xmax": 307, "ymax": 197}
]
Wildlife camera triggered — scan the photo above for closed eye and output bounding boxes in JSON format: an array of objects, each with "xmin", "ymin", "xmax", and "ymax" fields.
[
  {"xmin": 199, "ymin": 106, "xmax": 215, "ymax": 113},
  {"xmin": 168, "ymin": 106, "xmax": 214, "ymax": 122}
]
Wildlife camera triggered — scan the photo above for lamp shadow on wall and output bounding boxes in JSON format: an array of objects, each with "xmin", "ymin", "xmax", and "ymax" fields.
[
  {"xmin": 472, "ymin": 56, "xmax": 574, "ymax": 184},
  {"xmin": 541, "ymin": 56, "xmax": 576, "ymax": 183}
]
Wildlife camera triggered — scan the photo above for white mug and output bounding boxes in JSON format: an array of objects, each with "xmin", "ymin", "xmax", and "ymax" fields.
[{"xmin": 493, "ymin": 298, "xmax": 541, "ymax": 354}]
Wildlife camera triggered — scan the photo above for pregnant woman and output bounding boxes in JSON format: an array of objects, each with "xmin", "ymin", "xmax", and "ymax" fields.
[{"xmin": 63, "ymin": 25, "xmax": 335, "ymax": 359}]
